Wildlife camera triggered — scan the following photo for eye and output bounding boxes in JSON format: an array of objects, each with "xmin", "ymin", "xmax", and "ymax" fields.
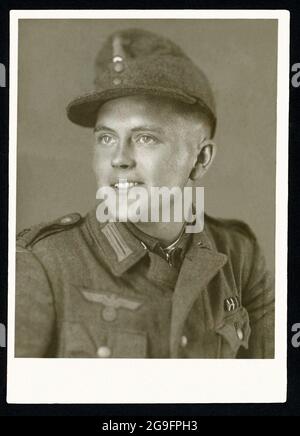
[
  {"xmin": 136, "ymin": 135, "xmax": 157, "ymax": 145},
  {"xmin": 96, "ymin": 134, "xmax": 117, "ymax": 146}
]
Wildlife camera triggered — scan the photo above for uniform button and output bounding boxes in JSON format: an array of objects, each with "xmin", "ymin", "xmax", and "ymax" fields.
[
  {"xmin": 113, "ymin": 77, "xmax": 122, "ymax": 86},
  {"xmin": 60, "ymin": 213, "xmax": 81, "ymax": 225},
  {"xmin": 114, "ymin": 61, "xmax": 124, "ymax": 72},
  {"xmin": 181, "ymin": 335, "xmax": 188, "ymax": 347},
  {"xmin": 60, "ymin": 216, "xmax": 73, "ymax": 224},
  {"xmin": 102, "ymin": 306, "xmax": 117, "ymax": 322},
  {"xmin": 236, "ymin": 327, "xmax": 244, "ymax": 341},
  {"xmin": 97, "ymin": 346, "xmax": 111, "ymax": 358}
]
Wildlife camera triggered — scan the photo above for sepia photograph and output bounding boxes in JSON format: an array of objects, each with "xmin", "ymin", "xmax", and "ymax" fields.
[{"xmin": 7, "ymin": 10, "xmax": 289, "ymax": 403}]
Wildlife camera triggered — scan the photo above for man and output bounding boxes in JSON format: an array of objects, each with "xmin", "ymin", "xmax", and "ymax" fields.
[{"xmin": 15, "ymin": 28, "xmax": 274, "ymax": 358}]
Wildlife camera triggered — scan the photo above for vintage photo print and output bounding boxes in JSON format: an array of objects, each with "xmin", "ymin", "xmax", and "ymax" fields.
[{"xmin": 7, "ymin": 10, "xmax": 289, "ymax": 403}]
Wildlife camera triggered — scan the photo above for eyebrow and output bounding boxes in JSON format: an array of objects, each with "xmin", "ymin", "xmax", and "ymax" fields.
[
  {"xmin": 94, "ymin": 125, "xmax": 116, "ymax": 133},
  {"xmin": 130, "ymin": 125, "xmax": 164, "ymax": 134},
  {"xmin": 94, "ymin": 124, "xmax": 164, "ymax": 134}
]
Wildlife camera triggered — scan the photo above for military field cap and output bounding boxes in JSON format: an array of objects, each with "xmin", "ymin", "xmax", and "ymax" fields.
[{"xmin": 66, "ymin": 28, "xmax": 217, "ymax": 136}]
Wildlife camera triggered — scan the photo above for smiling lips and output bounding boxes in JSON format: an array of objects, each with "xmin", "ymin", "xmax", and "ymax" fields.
[{"xmin": 113, "ymin": 181, "xmax": 143, "ymax": 190}]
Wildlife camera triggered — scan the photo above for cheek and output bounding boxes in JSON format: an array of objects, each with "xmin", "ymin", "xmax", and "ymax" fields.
[
  {"xmin": 166, "ymin": 152, "xmax": 194, "ymax": 187},
  {"xmin": 92, "ymin": 149, "xmax": 111, "ymax": 182},
  {"xmin": 165, "ymin": 147, "xmax": 193, "ymax": 177},
  {"xmin": 137, "ymin": 150, "xmax": 169, "ymax": 181},
  {"xmin": 142, "ymin": 151, "xmax": 192, "ymax": 187},
  {"xmin": 93, "ymin": 145, "xmax": 111, "ymax": 167}
]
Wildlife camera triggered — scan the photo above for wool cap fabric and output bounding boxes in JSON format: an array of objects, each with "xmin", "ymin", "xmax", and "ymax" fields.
[{"xmin": 66, "ymin": 28, "xmax": 217, "ymax": 135}]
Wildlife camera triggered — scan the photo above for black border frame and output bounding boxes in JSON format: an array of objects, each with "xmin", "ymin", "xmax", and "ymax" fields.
[{"xmin": 1, "ymin": 0, "xmax": 299, "ymax": 416}]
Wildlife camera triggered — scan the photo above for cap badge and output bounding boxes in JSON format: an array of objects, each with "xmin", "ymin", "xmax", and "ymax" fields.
[{"xmin": 112, "ymin": 35, "xmax": 125, "ymax": 74}]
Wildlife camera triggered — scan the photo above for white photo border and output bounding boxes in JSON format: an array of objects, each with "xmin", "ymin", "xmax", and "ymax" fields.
[{"xmin": 7, "ymin": 9, "xmax": 289, "ymax": 404}]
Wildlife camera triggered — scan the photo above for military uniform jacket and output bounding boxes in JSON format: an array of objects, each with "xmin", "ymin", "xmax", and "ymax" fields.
[{"xmin": 15, "ymin": 208, "xmax": 275, "ymax": 359}]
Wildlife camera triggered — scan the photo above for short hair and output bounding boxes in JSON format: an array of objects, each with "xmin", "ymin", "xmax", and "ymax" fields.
[{"xmin": 168, "ymin": 98, "xmax": 216, "ymax": 139}]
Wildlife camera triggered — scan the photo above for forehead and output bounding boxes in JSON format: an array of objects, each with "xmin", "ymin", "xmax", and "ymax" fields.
[{"xmin": 95, "ymin": 95, "xmax": 202, "ymax": 125}]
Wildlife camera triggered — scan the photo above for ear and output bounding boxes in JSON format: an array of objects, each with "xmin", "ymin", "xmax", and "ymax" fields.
[{"xmin": 189, "ymin": 140, "xmax": 217, "ymax": 181}]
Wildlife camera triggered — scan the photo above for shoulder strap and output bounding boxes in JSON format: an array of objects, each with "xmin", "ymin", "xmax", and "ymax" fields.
[{"xmin": 16, "ymin": 212, "xmax": 82, "ymax": 249}]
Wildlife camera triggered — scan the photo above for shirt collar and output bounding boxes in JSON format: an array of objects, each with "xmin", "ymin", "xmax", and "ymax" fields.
[{"xmin": 124, "ymin": 222, "xmax": 192, "ymax": 270}]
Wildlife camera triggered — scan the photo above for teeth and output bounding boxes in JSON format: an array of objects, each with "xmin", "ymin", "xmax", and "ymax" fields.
[{"xmin": 114, "ymin": 182, "xmax": 139, "ymax": 189}]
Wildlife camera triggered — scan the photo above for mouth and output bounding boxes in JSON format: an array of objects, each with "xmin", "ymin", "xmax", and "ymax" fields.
[{"xmin": 112, "ymin": 180, "xmax": 144, "ymax": 190}]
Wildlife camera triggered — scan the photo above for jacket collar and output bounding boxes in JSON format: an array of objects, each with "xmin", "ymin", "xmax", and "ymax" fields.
[
  {"xmin": 86, "ymin": 207, "xmax": 148, "ymax": 277},
  {"xmin": 86, "ymin": 206, "xmax": 227, "ymax": 281}
]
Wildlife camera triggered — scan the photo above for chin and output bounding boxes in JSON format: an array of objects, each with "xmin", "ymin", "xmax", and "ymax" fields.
[{"xmin": 117, "ymin": 200, "xmax": 149, "ymax": 223}]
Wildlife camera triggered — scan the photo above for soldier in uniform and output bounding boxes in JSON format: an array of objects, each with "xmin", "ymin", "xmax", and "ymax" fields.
[{"xmin": 15, "ymin": 29, "xmax": 274, "ymax": 358}]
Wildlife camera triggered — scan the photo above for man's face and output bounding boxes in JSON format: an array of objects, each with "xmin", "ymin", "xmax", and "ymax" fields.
[{"xmin": 93, "ymin": 95, "xmax": 209, "ymax": 221}]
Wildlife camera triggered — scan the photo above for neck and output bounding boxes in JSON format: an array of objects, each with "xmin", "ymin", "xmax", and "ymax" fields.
[{"xmin": 132, "ymin": 221, "xmax": 185, "ymax": 247}]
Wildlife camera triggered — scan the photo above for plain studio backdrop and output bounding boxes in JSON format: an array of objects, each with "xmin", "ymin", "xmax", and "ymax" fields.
[{"xmin": 16, "ymin": 19, "xmax": 277, "ymax": 273}]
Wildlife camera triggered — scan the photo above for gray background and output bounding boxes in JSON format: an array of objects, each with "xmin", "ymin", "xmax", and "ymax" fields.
[{"xmin": 16, "ymin": 19, "xmax": 277, "ymax": 272}]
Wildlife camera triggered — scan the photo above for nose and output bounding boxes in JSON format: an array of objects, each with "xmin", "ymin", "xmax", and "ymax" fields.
[{"xmin": 111, "ymin": 141, "xmax": 136, "ymax": 170}]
